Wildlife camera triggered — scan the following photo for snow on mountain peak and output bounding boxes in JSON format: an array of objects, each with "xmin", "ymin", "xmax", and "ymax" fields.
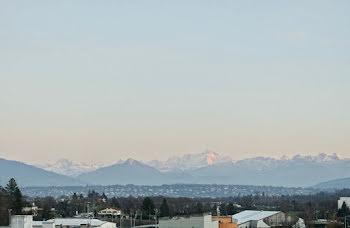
[
  {"xmin": 146, "ymin": 150, "xmax": 231, "ymax": 171},
  {"xmin": 124, "ymin": 158, "xmax": 139, "ymax": 166},
  {"xmin": 291, "ymin": 153, "xmax": 344, "ymax": 163},
  {"xmin": 39, "ymin": 159, "xmax": 103, "ymax": 177},
  {"xmin": 280, "ymin": 155, "xmax": 290, "ymax": 160},
  {"xmin": 206, "ymin": 151, "xmax": 218, "ymax": 165}
]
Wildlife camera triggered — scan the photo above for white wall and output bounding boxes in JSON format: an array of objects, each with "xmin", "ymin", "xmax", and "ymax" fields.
[
  {"xmin": 238, "ymin": 221, "xmax": 251, "ymax": 228},
  {"xmin": 9, "ymin": 216, "xmax": 33, "ymax": 228},
  {"xmin": 159, "ymin": 215, "xmax": 218, "ymax": 228},
  {"xmin": 99, "ymin": 222, "xmax": 117, "ymax": 228}
]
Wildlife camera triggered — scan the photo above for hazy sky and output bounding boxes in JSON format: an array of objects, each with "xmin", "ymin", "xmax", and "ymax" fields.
[{"xmin": 1, "ymin": 1, "xmax": 350, "ymax": 165}]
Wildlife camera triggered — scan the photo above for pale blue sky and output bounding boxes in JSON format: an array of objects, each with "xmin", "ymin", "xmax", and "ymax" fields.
[{"xmin": 1, "ymin": 1, "xmax": 350, "ymax": 164}]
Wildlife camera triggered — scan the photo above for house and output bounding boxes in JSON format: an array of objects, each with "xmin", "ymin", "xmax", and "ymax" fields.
[
  {"xmin": 98, "ymin": 208, "xmax": 122, "ymax": 218},
  {"xmin": 159, "ymin": 214, "xmax": 219, "ymax": 228},
  {"xmin": 22, "ymin": 204, "xmax": 39, "ymax": 217},
  {"xmin": 232, "ymin": 210, "xmax": 305, "ymax": 228}
]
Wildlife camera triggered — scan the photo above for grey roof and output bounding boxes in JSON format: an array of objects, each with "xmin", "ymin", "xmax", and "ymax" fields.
[
  {"xmin": 46, "ymin": 218, "xmax": 108, "ymax": 227},
  {"xmin": 232, "ymin": 210, "xmax": 281, "ymax": 225}
]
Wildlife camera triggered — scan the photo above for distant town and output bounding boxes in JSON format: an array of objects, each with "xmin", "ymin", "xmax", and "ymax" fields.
[
  {"xmin": 22, "ymin": 184, "xmax": 317, "ymax": 198},
  {"xmin": 1, "ymin": 178, "xmax": 350, "ymax": 228}
]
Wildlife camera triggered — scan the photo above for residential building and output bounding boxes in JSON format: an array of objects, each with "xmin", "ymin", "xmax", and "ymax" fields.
[
  {"xmin": 98, "ymin": 208, "xmax": 122, "ymax": 218},
  {"xmin": 22, "ymin": 204, "xmax": 39, "ymax": 217}
]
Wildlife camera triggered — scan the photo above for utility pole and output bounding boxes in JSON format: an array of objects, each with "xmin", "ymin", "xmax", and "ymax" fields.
[
  {"xmin": 120, "ymin": 213, "xmax": 122, "ymax": 228},
  {"xmin": 130, "ymin": 213, "xmax": 132, "ymax": 228}
]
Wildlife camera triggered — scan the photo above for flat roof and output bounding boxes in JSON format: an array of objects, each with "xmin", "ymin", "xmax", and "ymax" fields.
[{"xmin": 46, "ymin": 218, "xmax": 108, "ymax": 227}]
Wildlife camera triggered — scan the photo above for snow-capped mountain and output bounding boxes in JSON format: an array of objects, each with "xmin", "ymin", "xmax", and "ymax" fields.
[
  {"xmin": 38, "ymin": 159, "xmax": 103, "ymax": 177},
  {"xmin": 28, "ymin": 152, "xmax": 350, "ymax": 187},
  {"xmin": 187, "ymin": 152, "xmax": 349, "ymax": 187},
  {"xmin": 146, "ymin": 150, "xmax": 232, "ymax": 171},
  {"xmin": 75, "ymin": 152, "xmax": 350, "ymax": 187}
]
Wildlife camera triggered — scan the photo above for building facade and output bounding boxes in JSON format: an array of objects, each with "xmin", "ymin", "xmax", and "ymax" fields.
[{"xmin": 159, "ymin": 215, "xmax": 219, "ymax": 228}]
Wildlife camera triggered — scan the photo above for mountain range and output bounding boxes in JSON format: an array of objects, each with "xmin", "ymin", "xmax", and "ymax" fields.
[
  {"xmin": 1, "ymin": 152, "xmax": 350, "ymax": 188},
  {"xmin": 146, "ymin": 150, "xmax": 231, "ymax": 171},
  {"xmin": 0, "ymin": 158, "xmax": 83, "ymax": 187},
  {"xmin": 37, "ymin": 159, "xmax": 102, "ymax": 177}
]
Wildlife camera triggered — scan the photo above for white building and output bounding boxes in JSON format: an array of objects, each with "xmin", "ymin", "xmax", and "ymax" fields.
[
  {"xmin": 33, "ymin": 219, "xmax": 116, "ymax": 228},
  {"xmin": 0, "ymin": 215, "xmax": 33, "ymax": 228},
  {"xmin": 159, "ymin": 215, "xmax": 218, "ymax": 228},
  {"xmin": 98, "ymin": 208, "xmax": 122, "ymax": 217},
  {"xmin": 338, "ymin": 197, "xmax": 350, "ymax": 209},
  {"xmin": 232, "ymin": 210, "xmax": 304, "ymax": 228},
  {"xmin": 0, "ymin": 215, "xmax": 116, "ymax": 228}
]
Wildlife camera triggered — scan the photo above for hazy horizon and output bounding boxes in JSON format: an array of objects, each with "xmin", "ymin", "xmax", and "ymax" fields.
[{"xmin": 1, "ymin": 1, "xmax": 350, "ymax": 165}]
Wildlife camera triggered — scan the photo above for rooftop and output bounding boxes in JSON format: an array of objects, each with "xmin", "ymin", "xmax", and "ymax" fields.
[
  {"xmin": 232, "ymin": 210, "xmax": 280, "ymax": 225},
  {"xmin": 46, "ymin": 218, "xmax": 107, "ymax": 227}
]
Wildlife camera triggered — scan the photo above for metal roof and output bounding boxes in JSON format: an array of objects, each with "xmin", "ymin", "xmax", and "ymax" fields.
[{"xmin": 232, "ymin": 210, "xmax": 280, "ymax": 225}]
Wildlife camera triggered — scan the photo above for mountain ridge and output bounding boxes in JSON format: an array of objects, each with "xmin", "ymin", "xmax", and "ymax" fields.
[
  {"xmin": 2, "ymin": 152, "xmax": 349, "ymax": 188},
  {"xmin": 0, "ymin": 158, "xmax": 84, "ymax": 187}
]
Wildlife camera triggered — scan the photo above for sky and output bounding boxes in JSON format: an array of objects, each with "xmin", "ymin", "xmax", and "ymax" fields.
[{"xmin": 1, "ymin": 1, "xmax": 350, "ymax": 165}]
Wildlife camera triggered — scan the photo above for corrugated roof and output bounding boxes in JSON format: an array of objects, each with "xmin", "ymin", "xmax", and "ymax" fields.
[{"xmin": 232, "ymin": 210, "xmax": 280, "ymax": 225}]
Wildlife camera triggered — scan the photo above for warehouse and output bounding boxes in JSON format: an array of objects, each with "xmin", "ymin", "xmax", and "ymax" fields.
[{"xmin": 232, "ymin": 210, "xmax": 305, "ymax": 228}]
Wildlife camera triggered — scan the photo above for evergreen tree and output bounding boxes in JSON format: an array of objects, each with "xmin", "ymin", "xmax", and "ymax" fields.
[
  {"xmin": 337, "ymin": 202, "xmax": 350, "ymax": 217},
  {"xmin": 159, "ymin": 198, "xmax": 170, "ymax": 217},
  {"xmin": 196, "ymin": 202, "xmax": 204, "ymax": 214},
  {"xmin": 220, "ymin": 203, "xmax": 227, "ymax": 216},
  {"xmin": 101, "ymin": 192, "xmax": 107, "ymax": 202},
  {"xmin": 0, "ymin": 186, "xmax": 10, "ymax": 226},
  {"xmin": 110, "ymin": 197, "xmax": 120, "ymax": 208},
  {"xmin": 142, "ymin": 197, "xmax": 155, "ymax": 216},
  {"xmin": 5, "ymin": 178, "xmax": 23, "ymax": 215},
  {"xmin": 226, "ymin": 203, "xmax": 237, "ymax": 215}
]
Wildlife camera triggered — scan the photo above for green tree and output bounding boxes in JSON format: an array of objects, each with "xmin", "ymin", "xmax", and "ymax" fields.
[
  {"xmin": 110, "ymin": 197, "xmax": 121, "ymax": 208},
  {"xmin": 5, "ymin": 178, "xmax": 23, "ymax": 215},
  {"xmin": 226, "ymin": 203, "xmax": 236, "ymax": 215},
  {"xmin": 142, "ymin": 197, "xmax": 155, "ymax": 217},
  {"xmin": 196, "ymin": 202, "xmax": 204, "ymax": 214},
  {"xmin": 337, "ymin": 202, "xmax": 350, "ymax": 218},
  {"xmin": 0, "ymin": 187, "xmax": 10, "ymax": 226},
  {"xmin": 159, "ymin": 199, "xmax": 170, "ymax": 217},
  {"xmin": 220, "ymin": 203, "xmax": 227, "ymax": 216}
]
